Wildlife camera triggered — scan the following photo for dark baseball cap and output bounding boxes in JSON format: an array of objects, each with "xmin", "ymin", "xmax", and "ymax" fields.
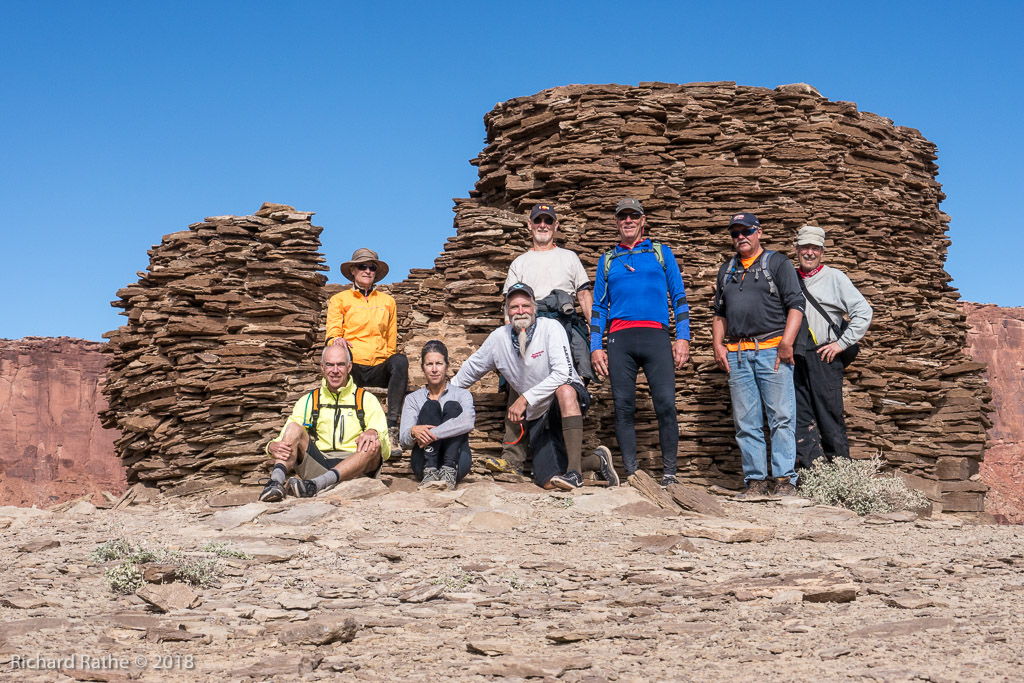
[
  {"xmin": 728, "ymin": 212, "xmax": 760, "ymax": 228},
  {"xmin": 615, "ymin": 198, "xmax": 645, "ymax": 216},
  {"xmin": 505, "ymin": 282, "xmax": 536, "ymax": 300},
  {"xmin": 530, "ymin": 203, "xmax": 557, "ymax": 221}
]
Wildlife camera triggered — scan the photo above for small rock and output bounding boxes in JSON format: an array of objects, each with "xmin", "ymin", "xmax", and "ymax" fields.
[
  {"xmin": 277, "ymin": 617, "xmax": 357, "ymax": 646},
  {"xmin": 321, "ymin": 477, "xmax": 389, "ymax": 501},
  {"xmin": 207, "ymin": 503, "xmax": 268, "ymax": 529},
  {"xmin": 803, "ymin": 585, "xmax": 858, "ymax": 603},
  {"xmin": 614, "ymin": 501, "xmax": 678, "ymax": 518},
  {"xmin": 396, "ymin": 583, "xmax": 445, "ymax": 603},
  {"xmin": 17, "ymin": 539, "xmax": 61, "ymax": 552},
  {"xmin": 277, "ymin": 593, "xmax": 322, "ymax": 610},
  {"xmin": 466, "ymin": 638, "xmax": 515, "ymax": 655},
  {"xmin": 632, "ymin": 534, "xmax": 696, "ymax": 554},
  {"xmin": 454, "ymin": 510, "xmax": 518, "ymax": 532},
  {"xmin": 681, "ymin": 519, "xmax": 775, "ymax": 543},
  {"xmin": 264, "ymin": 501, "xmax": 336, "ymax": 526},
  {"xmin": 136, "ymin": 583, "xmax": 200, "ymax": 612},
  {"xmin": 772, "ymin": 590, "xmax": 805, "ymax": 603},
  {"xmin": 67, "ymin": 501, "xmax": 97, "ymax": 515}
]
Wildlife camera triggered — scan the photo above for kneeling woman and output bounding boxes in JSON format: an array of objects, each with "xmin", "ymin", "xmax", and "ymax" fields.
[{"xmin": 400, "ymin": 340, "xmax": 475, "ymax": 490}]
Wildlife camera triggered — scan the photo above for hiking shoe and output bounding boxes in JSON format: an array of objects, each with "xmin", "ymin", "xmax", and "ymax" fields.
[
  {"xmin": 550, "ymin": 470, "xmax": 583, "ymax": 491},
  {"xmin": 735, "ymin": 479, "xmax": 774, "ymax": 502},
  {"xmin": 286, "ymin": 477, "xmax": 318, "ymax": 498},
  {"xmin": 593, "ymin": 445, "xmax": 619, "ymax": 487},
  {"xmin": 439, "ymin": 465, "xmax": 458, "ymax": 491},
  {"xmin": 257, "ymin": 479, "xmax": 285, "ymax": 503},
  {"xmin": 483, "ymin": 456, "xmax": 523, "ymax": 476},
  {"xmin": 388, "ymin": 426, "xmax": 403, "ymax": 456},
  {"xmin": 661, "ymin": 474, "xmax": 679, "ymax": 488},
  {"xmin": 419, "ymin": 467, "xmax": 445, "ymax": 489},
  {"xmin": 774, "ymin": 478, "xmax": 799, "ymax": 497}
]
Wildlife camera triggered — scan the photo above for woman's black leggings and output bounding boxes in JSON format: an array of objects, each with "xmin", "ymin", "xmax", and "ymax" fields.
[{"xmin": 409, "ymin": 400, "xmax": 471, "ymax": 481}]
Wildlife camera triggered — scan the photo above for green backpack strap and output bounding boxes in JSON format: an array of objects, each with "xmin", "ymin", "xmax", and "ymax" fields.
[{"xmin": 602, "ymin": 242, "xmax": 666, "ymax": 278}]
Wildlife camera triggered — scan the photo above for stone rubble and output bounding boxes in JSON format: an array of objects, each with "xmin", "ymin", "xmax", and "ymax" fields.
[{"xmin": 0, "ymin": 480, "xmax": 1021, "ymax": 681}]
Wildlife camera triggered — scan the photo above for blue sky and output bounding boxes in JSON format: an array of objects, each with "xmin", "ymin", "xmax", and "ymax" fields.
[{"xmin": 2, "ymin": 1, "xmax": 1021, "ymax": 341}]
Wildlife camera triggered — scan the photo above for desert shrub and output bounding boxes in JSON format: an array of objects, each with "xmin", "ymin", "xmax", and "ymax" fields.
[
  {"xmin": 177, "ymin": 557, "xmax": 222, "ymax": 587},
  {"xmin": 799, "ymin": 456, "xmax": 931, "ymax": 515},
  {"xmin": 201, "ymin": 542, "xmax": 253, "ymax": 560},
  {"xmin": 104, "ymin": 562, "xmax": 144, "ymax": 594}
]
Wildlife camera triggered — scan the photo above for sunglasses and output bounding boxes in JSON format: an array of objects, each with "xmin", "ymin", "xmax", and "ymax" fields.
[
  {"xmin": 616, "ymin": 212, "xmax": 643, "ymax": 221},
  {"xmin": 355, "ymin": 263, "xmax": 378, "ymax": 272},
  {"xmin": 532, "ymin": 216, "xmax": 555, "ymax": 225},
  {"xmin": 730, "ymin": 226, "xmax": 758, "ymax": 239}
]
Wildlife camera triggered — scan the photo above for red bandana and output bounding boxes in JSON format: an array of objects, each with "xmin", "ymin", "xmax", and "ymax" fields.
[{"xmin": 798, "ymin": 265, "xmax": 824, "ymax": 279}]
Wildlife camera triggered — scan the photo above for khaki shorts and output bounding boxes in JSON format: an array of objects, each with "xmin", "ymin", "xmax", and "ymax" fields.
[{"xmin": 294, "ymin": 442, "xmax": 382, "ymax": 480}]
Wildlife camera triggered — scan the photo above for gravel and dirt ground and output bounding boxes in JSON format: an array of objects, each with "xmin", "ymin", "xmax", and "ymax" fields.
[{"xmin": 1, "ymin": 476, "xmax": 1022, "ymax": 682}]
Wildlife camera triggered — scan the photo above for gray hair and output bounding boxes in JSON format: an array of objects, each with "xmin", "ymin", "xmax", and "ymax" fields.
[{"xmin": 321, "ymin": 340, "xmax": 352, "ymax": 365}]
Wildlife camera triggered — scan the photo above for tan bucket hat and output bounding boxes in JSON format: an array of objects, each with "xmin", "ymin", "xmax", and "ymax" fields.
[{"xmin": 340, "ymin": 248, "xmax": 389, "ymax": 282}]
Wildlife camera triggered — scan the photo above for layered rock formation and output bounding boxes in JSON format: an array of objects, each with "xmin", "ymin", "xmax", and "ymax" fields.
[
  {"xmin": 0, "ymin": 337, "xmax": 124, "ymax": 506},
  {"xmin": 101, "ymin": 83, "xmax": 993, "ymax": 514},
  {"xmin": 392, "ymin": 82, "xmax": 992, "ymax": 513},
  {"xmin": 100, "ymin": 204, "xmax": 327, "ymax": 494},
  {"xmin": 962, "ymin": 303, "xmax": 1024, "ymax": 523}
]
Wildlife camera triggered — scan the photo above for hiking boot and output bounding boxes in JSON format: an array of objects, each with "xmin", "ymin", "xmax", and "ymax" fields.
[
  {"xmin": 593, "ymin": 445, "xmax": 619, "ymax": 487},
  {"xmin": 419, "ymin": 467, "xmax": 445, "ymax": 489},
  {"xmin": 286, "ymin": 477, "xmax": 318, "ymax": 498},
  {"xmin": 257, "ymin": 479, "xmax": 285, "ymax": 503},
  {"xmin": 439, "ymin": 465, "xmax": 458, "ymax": 491},
  {"xmin": 735, "ymin": 479, "xmax": 774, "ymax": 502},
  {"xmin": 774, "ymin": 477, "xmax": 799, "ymax": 497},
  {"xmin": 388, "ymin": 426, "xmax": 403, "ymax": 456},
  {"xmin": 550, "ymin": 470, "xmax": 583, "ymax": 491},
  {"xmin": 661, "ymin": 474, "xmax": 679, "ymax": 488},
  {"xmin": 483, "ymin": 456, "xmax": 522, "ymax": 476}
]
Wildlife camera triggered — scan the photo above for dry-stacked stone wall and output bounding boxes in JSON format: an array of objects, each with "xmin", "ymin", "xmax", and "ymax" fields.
[
  {"xmin": 101, "ymin": 203, "xmax": 328, "ymax": 494},
  {"xmin": 392, "ymin": 82, "xmax": 992, "ymax": 513}
]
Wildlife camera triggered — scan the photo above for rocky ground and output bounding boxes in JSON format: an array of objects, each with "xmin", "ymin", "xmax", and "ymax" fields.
[{"xmin": 1, "ymin": 477, "xmax": 1022, "ymax": 682}]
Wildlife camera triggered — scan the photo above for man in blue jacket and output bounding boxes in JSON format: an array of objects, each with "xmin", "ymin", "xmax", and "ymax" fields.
[{"xmin": 590, "ymin": 198, "xmax": 690, "ymax": 487}]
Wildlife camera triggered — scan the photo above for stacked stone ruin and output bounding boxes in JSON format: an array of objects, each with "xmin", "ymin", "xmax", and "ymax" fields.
[
  {"xmin": 103, "ymin": 82, "xmax": 992, "ymax": 513},
  {"xmin": 391, "ymin": 82, "xmax": 991, "ymax": 513},
  {"xmin": 100, "ymin": 203, "xmax": 327, "ymax": 494}
]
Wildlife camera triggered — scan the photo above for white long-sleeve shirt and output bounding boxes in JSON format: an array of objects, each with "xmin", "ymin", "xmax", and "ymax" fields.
[
  {"xmin": 451, "ymin": 318, "xmax": 580, "ymax": 421},
  {"xmin": 801, "ymin": 265, "xmax": 873, "ymax": 349}
]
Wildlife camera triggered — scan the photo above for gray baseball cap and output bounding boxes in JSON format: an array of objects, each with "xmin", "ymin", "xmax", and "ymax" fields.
[
  {"xmin": 796, "ymin": 225, "xmax": 826, "ymax": 247},
  {"xmin": 615, "ymin": 198, "xmax": 644, "ymax": 216}
]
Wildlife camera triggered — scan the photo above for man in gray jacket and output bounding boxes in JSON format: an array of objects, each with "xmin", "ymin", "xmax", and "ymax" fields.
[
  {"xmin": 793, "ymin": 225, "xmax": 873, "ymax": 468},
  {"xmin": 452, "ymin": 283, "xmax": 617, "ymax": 490}
]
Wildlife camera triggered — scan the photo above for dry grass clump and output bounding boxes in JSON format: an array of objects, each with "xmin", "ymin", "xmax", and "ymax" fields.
[{"xmin": 799, "ymin": 455, "xmax": 931, "ymax": 515}]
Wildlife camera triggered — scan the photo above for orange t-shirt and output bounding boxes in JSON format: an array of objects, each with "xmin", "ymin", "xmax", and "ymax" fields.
[{"xmin": 725, "ymin": 249, "xmax": 783, "ymax": 352}]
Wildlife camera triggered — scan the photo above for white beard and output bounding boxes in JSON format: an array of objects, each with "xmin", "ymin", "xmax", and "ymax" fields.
[{"xmin": 518, "ymin": 328, "xmax": 529, "ymax": 359}]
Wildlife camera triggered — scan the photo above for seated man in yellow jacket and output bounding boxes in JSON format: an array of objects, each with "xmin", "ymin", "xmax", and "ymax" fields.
[
  {"xmin": 326, "ymin": 248, "xmax": 409, "ymax": 452},
  {"xmin": 259, "ymin": 341, "xmax": 391, "ymax": 502}
]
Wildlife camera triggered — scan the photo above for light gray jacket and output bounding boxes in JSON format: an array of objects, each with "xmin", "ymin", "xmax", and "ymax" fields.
[
  {"xmin": 800, "ymin": 265, "xmax": 872, "ymax": 350},
  {"xmin": 451, "ymin": 318, "xmax": 580, "ymax": 421}
]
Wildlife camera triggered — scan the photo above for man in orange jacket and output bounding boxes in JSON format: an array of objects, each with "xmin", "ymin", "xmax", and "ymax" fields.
[{"xmin": 326, "ymin": 248, "xmax": 409, "ymax": 453}]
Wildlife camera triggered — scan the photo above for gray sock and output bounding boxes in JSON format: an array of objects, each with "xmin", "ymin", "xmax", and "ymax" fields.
[
  {"xmin": 312, "ymin": 469, "xmax": 340, "ymax": 492},
  {"xmin": 271, "ymin": 463, "xmax": 287, "ymax": 484}
]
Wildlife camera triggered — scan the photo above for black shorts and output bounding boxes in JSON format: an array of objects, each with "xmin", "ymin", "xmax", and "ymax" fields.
[
  {"xmin": 296, "ymin": 441, "xmax": 382, "ymax": 480},
  {"xmin": 526, "ymin": 381, "xmax": 590, "ymax": 486}
]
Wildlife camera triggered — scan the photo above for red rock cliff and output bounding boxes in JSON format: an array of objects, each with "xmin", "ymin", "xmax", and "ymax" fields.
[
  {"xmin": 962, "ymin": 304, "xmax": 1024, "ymax": 523},
  {"xmin": 0, "ymin": 337, "xmax": 125, "ymax": 506}
]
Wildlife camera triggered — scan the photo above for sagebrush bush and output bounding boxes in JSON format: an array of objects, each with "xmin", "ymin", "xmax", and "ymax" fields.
[
  {"xmin": 104, "ymin": 562, "xmax": 144, "ymax": 594},
  {"xmin": 799, "ymin": 456, "xmax": 931, "ymax": 515}
]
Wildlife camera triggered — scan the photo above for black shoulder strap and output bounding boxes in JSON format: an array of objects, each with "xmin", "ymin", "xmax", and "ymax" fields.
[
  {"xmin": 354, "ymin": 387, "xmax": 366, "ymax": 431},
  {"xmin": 799, "ymin": 280, "xmax": 844, "ymax": 340},
  {"xmin": 305, "ymin": 388, "xmax": 320, "ymax": 440}
]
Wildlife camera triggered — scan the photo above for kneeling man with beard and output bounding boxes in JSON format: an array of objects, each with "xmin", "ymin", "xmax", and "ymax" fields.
[{"xmin": 451, "ymin": 283, "xmax": 616, "ymax": 490}]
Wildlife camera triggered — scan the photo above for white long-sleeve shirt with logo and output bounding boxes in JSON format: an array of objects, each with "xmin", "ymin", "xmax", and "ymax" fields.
[{"xmin": 451, "ymin": 318, "xmax": 580, "ymax": 422}]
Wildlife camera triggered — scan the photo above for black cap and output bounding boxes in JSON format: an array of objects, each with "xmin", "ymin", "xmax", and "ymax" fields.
[
  {"xmin": 728, "ymin": 212, "xmax": 760, "ymax": 228},
  {"xmin": 505, "ymin": 282, "xmax": 536, "ymax": 300},
  {"xmin": 530, "ymin": 204, "xmax": 557, "ymax": 221},
  {"xmin": 615, "ymin": 198, "xmax": 645, "ymax": 216}
]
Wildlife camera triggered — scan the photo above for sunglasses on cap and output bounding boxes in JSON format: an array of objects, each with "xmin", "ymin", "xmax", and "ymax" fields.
[
  {"xmin": 730, "ymin": 226, "xmax": 759, "ymax": 239},
  {"xmin": 532, "ymin": 215, "xmax": 555, "ymax": 225},
  {"xmin": 355, "ymin": 263, "xmax": 377, "ymax": 272}
]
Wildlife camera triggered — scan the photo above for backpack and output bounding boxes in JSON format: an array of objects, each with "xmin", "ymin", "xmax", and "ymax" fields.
[
  {"xmin": 602, "ymin": 241, "xmax": 666, "ymax": 279},
  {"xmin": 717, "ymin": 250, "xmax": 778, "ymax": 298},
  {"xmin": 303, "ymin": 386, "xmax": 366, "ymax": 441}
]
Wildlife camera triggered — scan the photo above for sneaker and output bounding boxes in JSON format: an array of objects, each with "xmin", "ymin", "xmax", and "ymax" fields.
[
  {"xmin": 549, "ymin": 470, "xmax": 583, "ymax": 491},
  {"xmin": 483, "ymin": 456, "xmax": 521, "ymax": 475},
  {"xmin": 774, "ymin": 477, "xmax": 799, "ymax": 497},
  {"xmin": 285, "ymin": 477, "xmax": 318, "ymax": 498},
  {"xmin": 388, "ymin": 426, "xmax": 403, "ymax": 456},
  {"xmin": 661, "ymin": 474, "xmax": 679, "ymax": 488},
  {"xmin": 257, "ymin": 479, "xmax": 285, "ymax": 503},
  {"xmin": 419, "ymin": 467, "xmax": 444, "ymax": 489},
  {"xmin": 593, "ymin": 445, "xmax": 619, "ymax": 487},
  {"xmin": 735, "ymin": 479, "xmax": 774, "ymax": 502},
  {"xmin": 439, "ymin": 465, "xmax": 458, "ymax": 491}
]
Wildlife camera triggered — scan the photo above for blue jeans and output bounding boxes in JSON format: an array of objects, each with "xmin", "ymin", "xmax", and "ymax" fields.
[{"xmin": 727, "ymin": 347, "xmax": 797, "ymax": 484}]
